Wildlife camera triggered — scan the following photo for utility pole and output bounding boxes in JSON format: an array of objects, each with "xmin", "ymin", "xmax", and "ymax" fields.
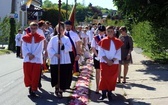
[
  {"xmin": 66, "ymin": 0, "xmax": 68, "ymax": 19},
  {"xmin": 57, "ymin": 0, "xmax": 61, "ymax": 97},
  {"xmin": 8, "ymin": 0, "xmax": 16, "ymax": 51}
]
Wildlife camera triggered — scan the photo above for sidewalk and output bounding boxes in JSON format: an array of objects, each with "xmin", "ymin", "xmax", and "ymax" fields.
[{"xmin": 88, "ymin": 48, "xmax": 168, "ymax": 105}]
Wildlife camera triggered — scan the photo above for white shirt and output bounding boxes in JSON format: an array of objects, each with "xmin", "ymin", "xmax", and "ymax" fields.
[
  {"xmin": 91, "ymin": 34, "xmax": 106, "ymax": 50},
  {"xmin": 47, "ymin": 35, "xmax": 72, "ymax": 64},
  {"xmin": 50, "ymin": 32, "xmax": 54, "ymax": 38},
  {"xmin": 88, "ymin": 30, "xmax": 94, "ymax": 43},
  {"xmin": 98, "ymin": 40, "xmax": 121, "ymax": 64},
  {"xmin": 91, "ymin": 27, "xmax": 95, "ymax": 34},
  {"xmin": 22, "ymin": 37, "xmax": 45, "ymax": 64},
  {"xmin": 15, "ymin": 33, "xmax": 22, "ymax": 46},
  {"xmin": 81, "ymin": 32, "xmax": 89, "ymax": 44},
  {"xmin": 65, "ymin": 30, "xmax": 81, "ymax": 51}
]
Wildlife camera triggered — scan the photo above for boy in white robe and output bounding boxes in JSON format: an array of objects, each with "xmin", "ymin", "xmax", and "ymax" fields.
[
  {"xmin": 98, "ymin": 26, "xmax": 123, "ymax": 101},
  {"xmin": 22, "ymin": 22, "xmax": 45, "ymax": 97}
]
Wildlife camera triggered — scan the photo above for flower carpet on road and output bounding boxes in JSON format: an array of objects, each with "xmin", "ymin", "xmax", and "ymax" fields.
[{"xmin": 69, "ymin": 59, "xmax": 93, "ymax": 105}]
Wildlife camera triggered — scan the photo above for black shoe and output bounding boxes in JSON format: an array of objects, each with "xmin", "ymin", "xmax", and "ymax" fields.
[
  {"xmin": 98, "ymin": 95, "xmax": 107, "ymax": 100},
  {"xmin": 29, "ymin": 88, "xmax": 37, "ymax": 97},
  {"xmin": 38, "ymin": 83, "xmax": 42, "ymax": 89},
  {"xmin": 30, "ymin": 91, "xmax": 37, "ymax": 97},
  {"xmin": 107, "ymin": 92, "xmax": 112, "ymax": 101},
  {"xmin": 95, "ymin": 91, "xmax": 99, "ymax": 94},
  {"xmin": 29, "ymin": 87, "xmax": 32, "ymax": 95}
]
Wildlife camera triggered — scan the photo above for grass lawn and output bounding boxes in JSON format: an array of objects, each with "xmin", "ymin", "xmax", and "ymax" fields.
[
  {"xmin": 0, "ymin": 49, "xmax": 11, "ymax": 55},
  {"xmin": 143, "ymin": 51, "xmax": 168, "ymax": 64}
]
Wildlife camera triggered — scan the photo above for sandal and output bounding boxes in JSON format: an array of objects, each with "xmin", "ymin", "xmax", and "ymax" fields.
[
  {"xmin": 122, "ymin": 81, "xmax": 126, "ymax": 84},
  {"xmin": 55, "ymin": 88, "xmax": 63, "ymax": 97},
  {"xmin": 117, "ymin": 81, "xmax": 121, "ymax": 83}
]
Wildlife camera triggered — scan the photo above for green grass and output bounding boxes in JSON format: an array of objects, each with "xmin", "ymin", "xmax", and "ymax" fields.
[
  {"xmin": 133, "ymin": 42, "xmax": 138, "ymax": 48},
  {"xmin": 143, "ymin": 51, "xmax": 168, "ymax": 64},
  {"xmin": 0, "ymin": 49, "xmax": 11, "ymax": 55}
]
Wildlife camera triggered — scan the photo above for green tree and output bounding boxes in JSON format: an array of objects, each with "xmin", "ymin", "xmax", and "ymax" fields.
[
  {"xmin": 113, "ymin": 0, "xmax": 168, "ymax": 60},
  {"xmin": 0, "ymin": 17, "xmax": 10, "ymax": 48},
  {"xmin": 113, "ymin": 0, "xmax": 168, "ymax": 27},
  {"xmin": 42, "ymin": 0, "xmax": 56, "ymax": 8},
  {"xmin": 41, "ymin": 8, "xmax": 66, "ymax": 27}
]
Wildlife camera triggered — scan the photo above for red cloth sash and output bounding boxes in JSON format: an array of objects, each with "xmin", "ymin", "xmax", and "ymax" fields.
[
  {"xmin": 98, "ymin": 36, "xmax": 123, "ymax": 51},
  {"xmin": 22, "ymin": 32, "xmax": 45, "ymax": 43}
]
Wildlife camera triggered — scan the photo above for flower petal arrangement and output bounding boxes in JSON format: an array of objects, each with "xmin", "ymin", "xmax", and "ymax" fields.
[{"xmin": 69, "ymin": 60, "xmax": 93, "ymax": 105}]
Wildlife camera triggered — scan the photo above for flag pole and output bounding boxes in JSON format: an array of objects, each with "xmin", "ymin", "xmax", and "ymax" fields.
[{"xmin": 57, "ymin": 0, "xmax": 61, "ymax": 96}]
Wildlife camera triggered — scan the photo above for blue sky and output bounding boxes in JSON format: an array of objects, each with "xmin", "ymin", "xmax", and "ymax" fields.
[{"xmin": 49, "ymin": 0, "xmax": 117, "ymax": 10}]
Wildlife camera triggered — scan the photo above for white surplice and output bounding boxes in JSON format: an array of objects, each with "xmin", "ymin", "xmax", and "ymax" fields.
[
  {"xmin": 98, "ymin": 40, "xmax": 121, "ymax": 64},
  {"xmin": 22, "ymin": 37, "xmax": 45, "ymax": 64},
  {"xmin": 47, "ymin": 35, "xmax": 72, "ymax": 65}
]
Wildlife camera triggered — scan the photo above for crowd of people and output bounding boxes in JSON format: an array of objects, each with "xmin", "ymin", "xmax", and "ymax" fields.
[{"xmin": 15, "ymin": 20, "xmax": 133, "ymax": 102}]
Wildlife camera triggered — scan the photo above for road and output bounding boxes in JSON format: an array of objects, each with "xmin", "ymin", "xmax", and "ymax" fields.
[{"xmin": 0, "ymin": 53, "xmax": 73, "ymax": 105}]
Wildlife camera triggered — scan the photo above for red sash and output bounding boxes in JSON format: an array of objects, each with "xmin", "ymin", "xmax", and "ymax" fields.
[
  {"xmin": 22, "ymin": 32, "xmax": 45, "ymax": 43},
  {"xmin": 98, "ymin": 37, "xmax": 123, "ymax": 51}
]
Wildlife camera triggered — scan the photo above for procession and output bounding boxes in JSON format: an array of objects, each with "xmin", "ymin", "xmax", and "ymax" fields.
[{"xmin": 1, "ymin": 0, "xmax": 168, "ymax": 105}]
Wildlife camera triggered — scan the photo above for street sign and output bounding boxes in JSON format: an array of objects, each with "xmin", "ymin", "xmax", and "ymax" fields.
[{"xmin": 14, "ymin": 13, "xmax": 18, "ymax": 18}]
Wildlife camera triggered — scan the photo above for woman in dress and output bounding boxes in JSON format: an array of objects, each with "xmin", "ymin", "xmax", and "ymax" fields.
[
  {"xmin": 118, "ymin": 26, "xmax": 133, "ymax": 83},
  {"xmin": 47, "ymin": 22, "xmax": 72, "ymax": 97}
]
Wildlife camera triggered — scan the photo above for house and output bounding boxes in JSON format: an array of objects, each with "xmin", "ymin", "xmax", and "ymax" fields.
[{"xmin": 0, "ymin": 0, "xmax": 42, "ymax": 28}]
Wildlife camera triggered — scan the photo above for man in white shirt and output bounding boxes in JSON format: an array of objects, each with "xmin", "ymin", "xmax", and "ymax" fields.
[
  {"xmin": 15, "ymin": 29, "xmax": 22, "ymax": 57},
  {"xmin": 64, "ymin": 20, "xmax": 81, "ymax": 76}
]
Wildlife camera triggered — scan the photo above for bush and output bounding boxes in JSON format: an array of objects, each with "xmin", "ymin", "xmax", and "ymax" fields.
[
  {"xmin": 0, "ymin": 17, "xmax": 10, "ymax": 46},
  {"xmin": 131, "ymin": 21, "xmax": 168, "ymax": 60},
  {"xmin": 106, "ymin": 19, "xmax": 125, "ymax": 26},
  {"xmin": 41, "ymin": 8, "xmax": 66, "ymax": 27}
]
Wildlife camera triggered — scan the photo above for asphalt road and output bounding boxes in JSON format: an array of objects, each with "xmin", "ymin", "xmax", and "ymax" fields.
[{"xmin": 0, "ymin": 53, "xmax": 73, "ymax": 105}]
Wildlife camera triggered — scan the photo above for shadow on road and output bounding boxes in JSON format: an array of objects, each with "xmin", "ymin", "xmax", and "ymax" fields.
[
  {"xmin": 89, "ymin": 88, "xmax": 130, "ymax": 105},
  {"xmin": 129, "ymin": 99, "xmax": 151, "ymax": 105},
  {"xmin": 136, "ymin": 64, "xmax": 168, "ymax": 82},
  {"xmin": 28, "ymin": 88, "xmax": 72, "ymax": 105},
  {"xmin": 122, "ymin": 83, "xmax": 155, "ymax": 91}
]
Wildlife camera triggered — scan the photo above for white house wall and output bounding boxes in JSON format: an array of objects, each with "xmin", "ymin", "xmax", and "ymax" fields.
[
  {"xmin": 0, "ymin": 0, "xmax": 41, "ymax": 27},
  {"xmin": 0, "ymin": 0, "xmax": 12, "ymax": 21}
]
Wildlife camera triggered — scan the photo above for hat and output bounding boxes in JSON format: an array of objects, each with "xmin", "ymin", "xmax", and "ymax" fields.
[
  {"xmin": 64, "ymin": 20, "xmax": 72, "ymax": 25},
  {"xmin": 98, "ymin": 25, "xmax": 106, "ymax": 31}
]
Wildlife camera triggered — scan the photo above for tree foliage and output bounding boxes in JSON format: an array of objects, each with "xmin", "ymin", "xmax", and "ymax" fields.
[
  {"xmin": 0, "ymin": 17, "xmax": 10, "ymax": 46},
  {"xmin": 113, "ymin": 0, "xmax": 168, "ymax": 60},
  {"xmin": 42, "ymin": 0, "xmax": 112, "ymax": 24},
  {"xmin": 41, "ymin": 8, "xmax": 66, "ymax": 27},
  {"xmin": 113, "ymin": 0, "xmax": 168, "ymax": 27}
]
